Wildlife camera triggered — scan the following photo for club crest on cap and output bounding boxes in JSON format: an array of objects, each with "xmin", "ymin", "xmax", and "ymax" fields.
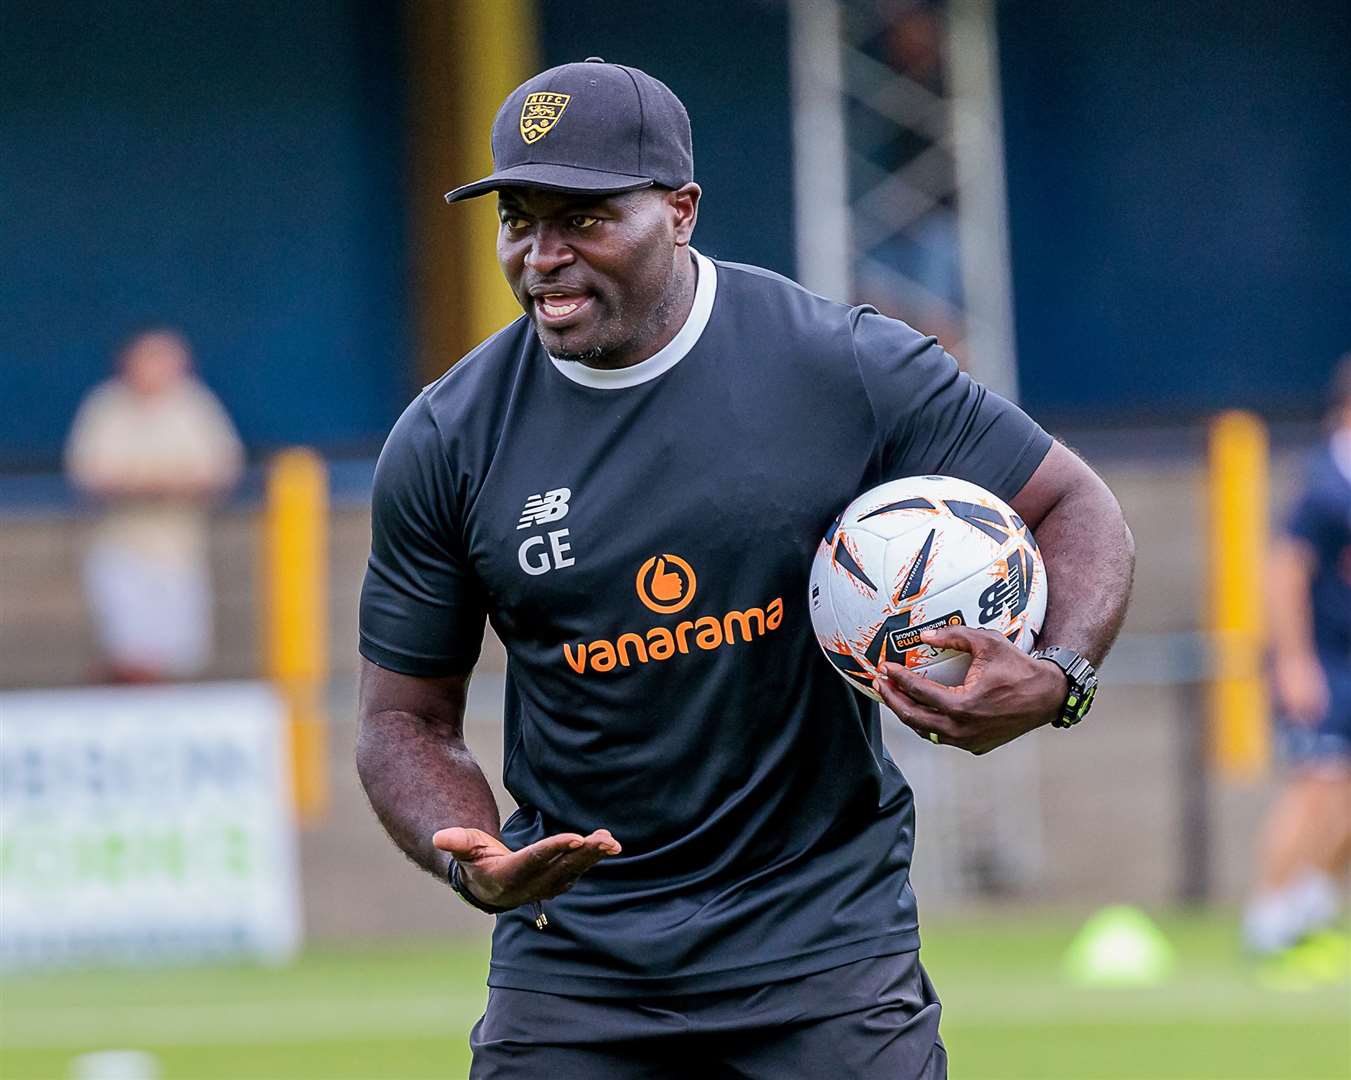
[{"xmin": 520, "ymin": 92, "xmax": 571, "ymax": 145}]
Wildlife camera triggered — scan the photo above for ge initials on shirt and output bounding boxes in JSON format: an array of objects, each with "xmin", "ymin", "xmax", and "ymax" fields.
[{"xmin": 517, "ymin": 487, "xmax": 575, "ymax": 576}]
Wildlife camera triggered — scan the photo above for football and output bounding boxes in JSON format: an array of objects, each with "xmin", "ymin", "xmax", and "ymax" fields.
[{"xmin": 808, "ymin": 475, "xmax": 1048, "ymax": 701}]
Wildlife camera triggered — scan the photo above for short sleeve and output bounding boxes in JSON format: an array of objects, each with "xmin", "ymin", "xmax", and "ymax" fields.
[
  {"xmin": 359, "ymin": 395, "xmax": 487, "ymax": 676},
  {"xmin": 850, "ymin": 309, "xmax": 1053, "ymax": 502}
]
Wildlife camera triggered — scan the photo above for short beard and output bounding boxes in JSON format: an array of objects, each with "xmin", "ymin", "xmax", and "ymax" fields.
[
  {"xmin": 535, "ymin": 254, "xmax": 687, "ymax": 369},
  {"xmin": 549, "ymin": 343, "xmax": 606, "ymax": 365}
]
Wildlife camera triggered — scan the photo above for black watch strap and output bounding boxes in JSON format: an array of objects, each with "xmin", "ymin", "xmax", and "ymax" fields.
[
  {"xmin": 1032, "ymin": 645, "xmax": 1099, "ymax": 728},
  {"xmin": 448, "ymin": 859, "xmax": 513, "ymax": 915}
]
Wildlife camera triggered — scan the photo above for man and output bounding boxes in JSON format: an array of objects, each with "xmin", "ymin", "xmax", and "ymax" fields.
[
  {"xmin": 357, "ymin": 60, "xmax": 1133, "ymax": 1078},
  {"xmin": 66, "ymin": 328, "xmax": 243, "ymax": 682},
  {"xmin": 1243, "ymin": 355, "xmax": 1351, "ymax": 972}
]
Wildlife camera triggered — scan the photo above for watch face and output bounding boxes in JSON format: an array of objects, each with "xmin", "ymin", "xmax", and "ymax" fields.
[
  {"xmin": 1032, "ymin": 651, "xmax": 1097, "ymax": 724},
  {"xmin": 1037, "ymin": 647, "xmax": 1097, "ymax": 726}
]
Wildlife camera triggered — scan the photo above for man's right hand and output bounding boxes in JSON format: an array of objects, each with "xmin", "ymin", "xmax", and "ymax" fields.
[{"xmin": 432, "ymin": 826, "xmax": 622, "ymax": 910}]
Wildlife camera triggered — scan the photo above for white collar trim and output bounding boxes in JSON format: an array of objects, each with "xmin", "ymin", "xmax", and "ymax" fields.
[{"xmin": 549, "ymin": 249, "xmax": 716, "ymax": 390}]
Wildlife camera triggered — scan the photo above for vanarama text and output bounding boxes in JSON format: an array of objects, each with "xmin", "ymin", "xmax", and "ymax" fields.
[{"xmin": 563, "ymin": 598, "xmax": 785, "ymax": 674}]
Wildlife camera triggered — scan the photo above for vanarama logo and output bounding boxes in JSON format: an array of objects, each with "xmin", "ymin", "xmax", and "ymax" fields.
[
  {"xmin": 563, "ymin": 553, "xmax": 784, "ymax": 674},
  {"xmin": 635, "ymin": 554, "xmax": 696, "ymax": 613}
]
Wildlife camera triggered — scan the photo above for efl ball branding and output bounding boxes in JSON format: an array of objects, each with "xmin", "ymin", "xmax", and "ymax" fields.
[{"xmin": 885, "ymin": 611, "xmax": 965, "ymax": 656}]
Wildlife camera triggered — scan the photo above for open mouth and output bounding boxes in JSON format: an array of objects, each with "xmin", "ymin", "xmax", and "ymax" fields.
[{"xmin": 533, "ymin": 293, "xmax": 593, "ymax": 328}]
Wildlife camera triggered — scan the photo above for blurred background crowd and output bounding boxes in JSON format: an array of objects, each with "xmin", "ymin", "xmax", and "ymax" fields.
[{"xmin": 2, "ymin": 1, "xmax": 1349, "ymax": 1078}]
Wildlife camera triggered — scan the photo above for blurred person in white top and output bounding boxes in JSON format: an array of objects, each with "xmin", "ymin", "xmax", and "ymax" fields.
[{"xmin": 65, "ymin": 328, "xmax": 243, "ymax": 682}]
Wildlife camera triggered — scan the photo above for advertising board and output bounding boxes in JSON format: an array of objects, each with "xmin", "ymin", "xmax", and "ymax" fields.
[{"xmin": 0, "ymin": 682, "xmax": 301, "ymax": 969}]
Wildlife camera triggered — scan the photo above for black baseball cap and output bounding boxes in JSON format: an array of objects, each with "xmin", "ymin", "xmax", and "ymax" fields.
[{"xmin": 444, "ymin": 58, "xmax": 693, "ymax": 203}]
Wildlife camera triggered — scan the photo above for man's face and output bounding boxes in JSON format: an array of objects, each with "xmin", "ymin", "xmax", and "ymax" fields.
[
  {"xmin": 496, "ymin": 185, "xmax": 699, "ymax": 367},
  {"xmin": 121, "ymin": 333, "xmax": 190, "ymax": 396}
]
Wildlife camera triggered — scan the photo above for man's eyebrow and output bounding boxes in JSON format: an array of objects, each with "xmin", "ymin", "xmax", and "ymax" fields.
[
  {"xmin": 555, "ymin": 197, "xmax": 627, "ymax": 217},
  {"xmin": 498, "ymin": 204, "xmax": 614, "ymax": 222}
]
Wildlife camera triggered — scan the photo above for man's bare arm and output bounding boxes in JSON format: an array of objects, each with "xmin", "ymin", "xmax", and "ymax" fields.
[
  {"xmin": 1269, "ymin": 538, "xmax": 1318, "ymax": 659},
  {"xmin": 1007, "ymin": 439, "xmax": 1136, "ymax": 666},
  {"xmin": 356, "ymin": 658, "xmax": 499, "ymax": 879},
  {"xmin": 1267, "ymin": 538, "xmax": 1328, "ymax": 723},
  {"xmin": 355, "ymin": 656, "xmax": 622, "ymax": 906}
]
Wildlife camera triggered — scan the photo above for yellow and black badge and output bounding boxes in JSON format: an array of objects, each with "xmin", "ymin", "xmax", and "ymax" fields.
[{"xmin": 520, "ymin": 92, "xmax": 571, "ymax": 145}]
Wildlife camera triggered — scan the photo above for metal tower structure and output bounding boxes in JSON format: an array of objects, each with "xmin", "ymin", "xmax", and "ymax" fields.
[
  {"xmin": 791, "ymin": 0, "xmax": 1039, "ymax": 902},
  {"xmin": 790, "ymin": 0, "xmax": 1019, "ymax": 402}
]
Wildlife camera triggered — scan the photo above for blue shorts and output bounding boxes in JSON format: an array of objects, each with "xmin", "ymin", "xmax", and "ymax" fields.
[
  {"xmin": 1278, "ymin": 656, "xmax": 1351, "ymax": 765},
  {"xmin": 469, "ymin": 950, "xmax": 946, "ymax": 1079}
]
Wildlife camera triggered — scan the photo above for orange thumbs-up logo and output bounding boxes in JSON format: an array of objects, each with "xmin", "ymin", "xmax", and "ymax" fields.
[{"xmin": 635, "ymin": 554, "xmax": 697, "ymax": 614}]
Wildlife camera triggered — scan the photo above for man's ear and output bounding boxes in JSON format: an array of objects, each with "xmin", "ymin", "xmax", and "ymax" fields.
[{"xmin": 669, "ymin": 183, "xmax": 701, "ymax": 246}]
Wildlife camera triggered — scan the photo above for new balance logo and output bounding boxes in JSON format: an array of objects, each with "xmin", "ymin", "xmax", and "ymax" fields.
[
  {"xmin": 978, "ymin": 579, "xmax": 1016, "ymax": 624},
  {"xmin": 517, "ymin": 487, "xmax": 576, "ymax": 576},
  {"xmin": 977, "ymin": 548, "xmax": 1032, "ymax": 624},
  {"xmin": 518, "ymin": 488, "xmax": 571, "ymax": 530}
]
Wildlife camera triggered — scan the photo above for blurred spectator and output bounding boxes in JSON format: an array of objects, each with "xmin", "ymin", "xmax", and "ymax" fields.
[
  {"xmin": 64, "ymin": 328, "xmax": 243, "ymax": 682},
  {"xmin": 1244, "ymin": 353, "xmax": 1351, "ymax": 968}
]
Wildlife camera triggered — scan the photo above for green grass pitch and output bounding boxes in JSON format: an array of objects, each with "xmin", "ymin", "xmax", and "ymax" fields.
[{"xmin": 2, "ymin": 913, "xmax": 1346, "ymax": 1079}]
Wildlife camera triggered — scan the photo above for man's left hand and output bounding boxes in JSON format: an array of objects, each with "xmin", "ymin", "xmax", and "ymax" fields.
[{"xmin": 875, "ymin": 625, "xmax": 1068, "ymax": 755}]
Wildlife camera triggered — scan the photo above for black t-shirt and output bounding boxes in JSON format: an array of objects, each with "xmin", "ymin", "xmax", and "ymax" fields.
[
  {"xmin": 360, "ymin": 252, "xmax": 1052, "ymax": 996},
  {"xmin": 1286, "ymin": 440, "xmax": 1351, "ymax": 663}
]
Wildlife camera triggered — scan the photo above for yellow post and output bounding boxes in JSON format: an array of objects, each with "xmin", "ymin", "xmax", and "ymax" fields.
[
  {"xmin": 263, "ymin": 447, "xmax": 330, "ymax": 822},
  {"xmin": 455, "ymin": 0, "xmax": 539, "ymax": 347},
  {"xmin": 1206, "ymin": 411, "xmax": 1270, "ymax": 780},
  {"xmin": 403, "ymin": 0, "xmax": 537, "ymax": 380}
]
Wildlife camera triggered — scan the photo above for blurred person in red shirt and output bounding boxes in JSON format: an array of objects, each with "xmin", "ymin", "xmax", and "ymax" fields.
[
  {"xmin": 1245, "ymin": 354, "xmax": 1351, "ymax": 973},
  {"xmin": 64, "ymin": 328, "xmax": 243, "ymax": 682}
]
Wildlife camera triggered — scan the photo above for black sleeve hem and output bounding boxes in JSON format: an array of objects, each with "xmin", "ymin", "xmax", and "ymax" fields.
[
  {"xmin": 998, "ymin": 428, "xmax": 1055, "ymax": 504},
  {"xmin": 358, "ymin": 637, "xmax": 479, "ymax": 678}
]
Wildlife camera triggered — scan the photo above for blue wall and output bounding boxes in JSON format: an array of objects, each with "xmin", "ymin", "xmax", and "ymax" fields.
[
  {"xmin": 539, "ymin": 0, "xmax": 795, "ymax": 280},
  {"xmin": 7, "ymin": 1, "xmax": 1345, "ymax": 469},
  {"xmin": 999, "ymin": 0, "xmax": 1351, "ymax": 421},
  {"xmin": 0, "ymin": 1, "xmax": 410, "ymax": 467}
]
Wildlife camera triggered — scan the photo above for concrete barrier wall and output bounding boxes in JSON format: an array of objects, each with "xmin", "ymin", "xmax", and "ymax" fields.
[{"xmin": 0, "ymin": 452, "xmax": 1302, "ymax": 937}]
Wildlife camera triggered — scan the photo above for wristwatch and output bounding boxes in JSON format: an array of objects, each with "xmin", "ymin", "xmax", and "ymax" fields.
[
  {"xmin": 448, "ymin": 858, "xmax": 512, "ymax": 915},
  {"xmin": 1032, "ymin": 646, "xmax": 1099, "ymax": 728},
  {"xmin": 448, "ymin": 859, "xmax": 549, "ymax": 929}
]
